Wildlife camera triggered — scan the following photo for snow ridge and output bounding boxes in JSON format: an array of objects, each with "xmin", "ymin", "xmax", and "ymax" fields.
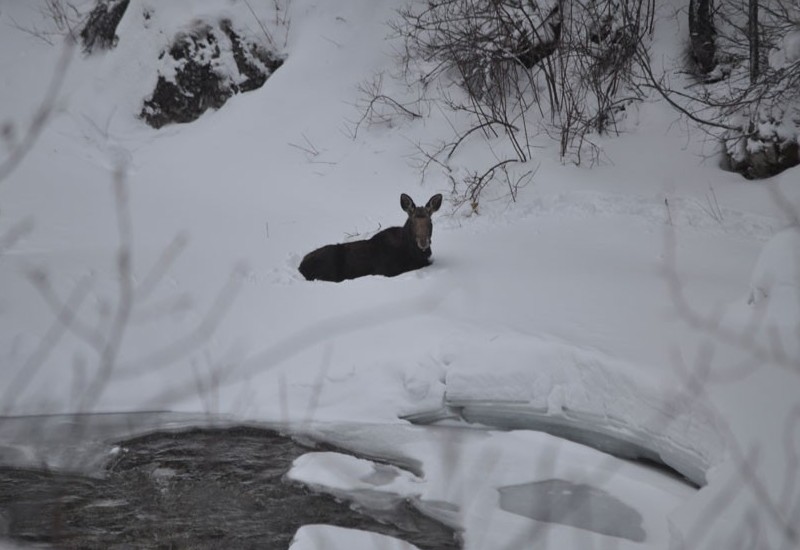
[{"xmin": 427, "ymin": 334, "xmax": 726, "ymax": 487}]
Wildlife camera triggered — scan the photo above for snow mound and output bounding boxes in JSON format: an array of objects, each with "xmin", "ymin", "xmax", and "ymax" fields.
[
  {"xmin": 288, "ymin": 451, "xmax": 423, "ymax": 500},
  {"xmin": 744, "ymin": 225, "xmax": 800, "ymax": 359},
  {"xmin": 290, "ymin": 525, "xmax": 421, "ymax": 550},
  {"xmin": 437, "ymin": 334, "xmax": 726, "ymax": 486},
  {"xmin": 287, "ymin": 452, "xmax": 435, "ymax": 521},
  {"xmin": 287, "ymin": 452, "xmax": 459, "ymax": 548},
  {"xmin": 769, "ymin": 29, "xmax": 800, "ymax": 70},
  {"xmin": 749, "ymin": 225, "xmax": 800, "ymax": 303}
]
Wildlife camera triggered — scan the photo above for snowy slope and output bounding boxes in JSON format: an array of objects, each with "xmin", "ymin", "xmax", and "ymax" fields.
[{"xmin": 1, "ymin": 0, "xmax": 799, "ymax": 548}]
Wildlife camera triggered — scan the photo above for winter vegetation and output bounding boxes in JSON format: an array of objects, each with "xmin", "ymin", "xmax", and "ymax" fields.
[{"xmin": 1, "ymin": 0, "xmax": 799, "ymax": 548}]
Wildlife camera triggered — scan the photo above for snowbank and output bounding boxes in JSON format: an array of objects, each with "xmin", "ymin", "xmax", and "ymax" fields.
[
  {"xmin": 407, "ymin": 333, "xmax": 725, "ymax": 487},
  {"xmin": 290, "ymin": 525, "xmax": 421, "ymax": 550},
  {"xmin": 745, "ymin": 226, "xmax": 800, "ymax": 358}
]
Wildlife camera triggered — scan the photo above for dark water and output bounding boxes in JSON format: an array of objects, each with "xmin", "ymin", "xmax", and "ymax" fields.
[{"xmin": 0, "ymin": 426, "xmax": 460, "ymax": 549}]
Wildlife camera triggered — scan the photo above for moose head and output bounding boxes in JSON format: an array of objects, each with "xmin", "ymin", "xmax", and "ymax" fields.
[{"xmin": 401, "ymin": 193, "xmax": 443, "ymax": 253}]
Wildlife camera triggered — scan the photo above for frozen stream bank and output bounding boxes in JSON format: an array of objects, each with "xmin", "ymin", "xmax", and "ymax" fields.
[
  {"xmin": 400, "ymin": 334, "xmax": 729, "ymax": 488},
  {"xmin": 0, "ymin": 411, "xmax": 698, "ymax": 549}
]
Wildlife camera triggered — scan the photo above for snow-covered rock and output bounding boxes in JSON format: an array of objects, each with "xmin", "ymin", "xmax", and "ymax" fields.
[{"xmin": 141, "ymin": 18, "xmax": 284, "ymax": 128}]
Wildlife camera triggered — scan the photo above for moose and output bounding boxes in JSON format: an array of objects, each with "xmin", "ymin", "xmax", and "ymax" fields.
[{"xmin": 299, "ymin": 193, "xmax": 443, "ymax": 282}]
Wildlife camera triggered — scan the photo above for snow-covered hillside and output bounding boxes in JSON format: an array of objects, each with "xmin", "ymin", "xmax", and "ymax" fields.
[{"xmin": 1, "ymin": 0, "xmax": 799, "ymax": 548}]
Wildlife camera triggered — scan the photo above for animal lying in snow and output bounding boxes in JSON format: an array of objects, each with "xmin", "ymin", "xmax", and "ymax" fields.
[{"xmin": 299, "ymin": 193, "xmax": 443, "ymax": 282}]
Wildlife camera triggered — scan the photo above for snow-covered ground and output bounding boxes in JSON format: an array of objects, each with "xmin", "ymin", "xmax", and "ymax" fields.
[{"xmin": 1, "ymin": 0, "xmax": 799, "ymax": 548}]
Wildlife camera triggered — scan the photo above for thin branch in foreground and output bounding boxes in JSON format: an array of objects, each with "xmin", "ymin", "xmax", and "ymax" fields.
[
  {"xmin": 115, "ymin": 263, "xmax": 246, "ymax": 378},
  {"xmin": 134, "ymin": 232, "xmax": 189, "ymax": 302},
  {"xmin": 303, "ymin": 342, "xmax": 334, "ymax": 425},
  {"xmin": 0, "ymin": 217, "xmax": 34, "ymax": 257},
  {"xmin": 662, "ymin": 227, "xmax": 797, "ymax": 372},
  {"xmin": 1, "ymin": 275, "xmax": 93, "ymax": 415},
  {"xmin": 0, "ymin": 36, "xmax": 75, "ymax": 185},
  {"xmin": 141, "ymin": 283, "xmax": 451, "ymax": 409},
  {"xmin": 76, "ymin": 169, "xmax": 136, "ymax": 413},
  {"xmin": 25, "ymin": 267, "xmax": 104, "ymax": 350}
]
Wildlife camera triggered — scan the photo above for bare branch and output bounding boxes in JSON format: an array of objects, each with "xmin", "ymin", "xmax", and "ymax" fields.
[
  {"xmin": 0, "ymin": 36, "xmax": 75, "ymax": 185},
  {"xmin": 242, "ymin": 0, "xmax": 276, "ymax": 49},
  {"xmin": 1, "ymin": 275, "xmax": 93, "ymax": 415},
  {"xmin": 135, "ymin": 232, "xmax": 189, "ymax": 302},
  {"xmin": 76, "ymin": 168, "xmax": 136, "ymax": 412},
  {"xmin": 115, "ymin": 265, "xmax": 244, "ymax": 378},
  {"xmin": 25, "ymin": 267, "xmax": 104, "ymax": 350},
  {"xmin": 0, "ymin": 217, "xmax": 34, "ymax": 257}
]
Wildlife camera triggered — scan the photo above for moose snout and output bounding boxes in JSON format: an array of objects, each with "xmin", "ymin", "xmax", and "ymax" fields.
[{"xmin": 416, "ymin": 237, "xmax": 431, "ymax": 251}]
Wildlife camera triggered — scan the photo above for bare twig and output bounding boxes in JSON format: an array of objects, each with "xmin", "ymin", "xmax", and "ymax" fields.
[
  {"xmin": 0, "ymin": 217, "xmax": 34, "ymax": 257},
  {"xmin": 663, "ymin": 228, "xmax": 796, "ymax": 371},
  {"xmin": 115, "ymin": 264, "xmax": 244, "ymax": 378},
  {"xmin": 0, "ymin": 36, "xmax": 75, "ymax": 185},
  {"xmin": 698, "ymin": 185, "xmax": 725, "ymax": 224},
  {"xmin": 288, "ymin": 134, "xmax": 336, "ymax": 165},
  {"xmin": 349, "ymin": 74, "xmax": 423, "ymax": 140},
  {"xmin": 77, "ymin": 168, "xmax": 135, "ymax": 412},
  {"xmin": 135, "ymin": 232, "xmax": 189, "ymax": 302},
  {"xmin": 288, "ymin": 134, "xmax": 320, "ymax": 159},
  {"xmin": 26, "ymin": 267, "xmax": 105, "ymax": 350},
  {"xmin": 243, "ymin": 0, "xmax": 276, "ymax": 49},
  {"xmin": 1, "ymin": 275, "xmax": 93, "ymax": 415}
]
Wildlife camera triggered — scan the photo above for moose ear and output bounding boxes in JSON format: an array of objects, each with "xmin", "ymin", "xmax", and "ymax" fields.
[
  {"xmin": 400, "ymin": 193, "xmax": 415, "ymax": 214},
  {"xmin": 426, "ymin": 194, "xmax": 443, "ymax": 214}
]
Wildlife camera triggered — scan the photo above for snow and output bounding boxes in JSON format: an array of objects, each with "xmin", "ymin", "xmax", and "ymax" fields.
[
  {"xmin": 746, "ymin": 227, "xmax": 800, "ymax": 358},
  {"xmin": 289, "ymin": 451, "xmax": 420, "ymax": 490},
  {"xmin": 287, "ymin": 422, "xmax": 695, "ymax": 548},
  {"xmin": 287, "ymin": 451, "xmax": 425, "ymax": 514},
  {"xmin": 439, "ymin": 332, "xmax": 725, "ymax": 486},
  {"xmin": 1, "ymin": 0, "xmax": 800, "ymax": 549},
  {"xmin": 769, "ymin": 28, "xmax": 800, "ymax": 69},
  {"xmin": 290, "ymin": 524, "xmax": 422, "ymax": 550}
]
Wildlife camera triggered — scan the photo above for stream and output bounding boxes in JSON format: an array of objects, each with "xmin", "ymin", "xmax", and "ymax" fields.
[{"xmin": 0, "ymin": 426, "xmax": 459, "ymax": 549}]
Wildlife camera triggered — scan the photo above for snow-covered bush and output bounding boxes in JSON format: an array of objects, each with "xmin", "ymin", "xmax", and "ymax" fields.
[
  {"xmin": 397, "ymin": 0, "xmax": 562, "ymax": 102},
  {"xmin": 651, "ymin": 0, "xmax": 800, "ymax": 178},
  {"xmin": 394, "ymin": 0, "xmax": 654, "ymax": 181},
  {"xmin": 719, "ymin": 0, "xmax": 800, "ymax": 175},
  {"xmin": 719, "ymin": 18, "xmax": 800, "ymax": 179},
  {"xmin": 724, "ymin": 107, "xmax": 799, "ymax": 179}
]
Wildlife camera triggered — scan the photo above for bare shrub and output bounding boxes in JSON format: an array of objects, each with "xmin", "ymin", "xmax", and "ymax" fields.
[
  {"xmin": 8, "ymin": 0, "xmax": 82, "ymax": 46},
  {"xmin": 390, "ymin": 0, "xmax": 654, "ymax": 207},
  {"xmin": 347, "ymin": 73, "xmax": 424, "ymax": 140},
  {"xmin": 450, "ymin": 160, "xmax": 536, "ymax": 215},
  {"xmin": 638, "ymin": 0, "xmax": 800, "ymax": 178}
]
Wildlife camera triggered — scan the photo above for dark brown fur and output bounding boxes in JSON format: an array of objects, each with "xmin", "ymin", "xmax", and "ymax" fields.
[{"xmin": 299, "ymin": 194, "xmax": 443, "ymax": 282}]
